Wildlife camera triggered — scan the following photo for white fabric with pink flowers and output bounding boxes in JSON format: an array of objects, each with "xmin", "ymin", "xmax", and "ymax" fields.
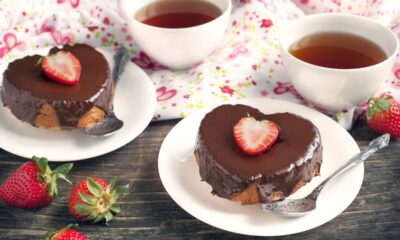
[{"xmin": 0, "ymin": 0, "xmax": 399, "ymax": 129}]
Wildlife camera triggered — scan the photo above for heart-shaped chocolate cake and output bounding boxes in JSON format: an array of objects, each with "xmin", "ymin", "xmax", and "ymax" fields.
[
  {"xmin": 1, "ymin": 44, "xmax": 113, "ymax": 130},
  {"xmin": 195, "ymin": 104, "xmax": 323, "ymax": 204}
]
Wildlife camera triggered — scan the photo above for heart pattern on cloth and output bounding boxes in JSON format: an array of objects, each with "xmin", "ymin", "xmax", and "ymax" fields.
[
  {"xmin": 156, "ymin": 87, "xmax": 177, "ymax": 102},
  {"xmin": 51, "ymin": 31, "xmax": 74, "ymax": 45},
  {"xmin": 0, "ymin": 33, "xmax": 26, "ymax": 58}
]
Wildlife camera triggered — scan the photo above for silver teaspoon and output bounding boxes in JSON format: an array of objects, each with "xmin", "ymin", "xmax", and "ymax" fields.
[
  {"xmin": 260, "ymin": 133, "xmax": 390, "ymax": 217},
  {"xmin": 84, "ymin": 48, "xmax": 130, "ymax": 137}
]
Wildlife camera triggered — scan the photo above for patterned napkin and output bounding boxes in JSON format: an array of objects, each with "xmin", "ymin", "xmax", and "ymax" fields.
[{"xmin": 1, "ymin": 0, "xmax": 399, "ymax": 129}]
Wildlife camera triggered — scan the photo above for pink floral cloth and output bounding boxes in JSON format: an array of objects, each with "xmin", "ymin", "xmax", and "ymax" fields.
[{"xmin": 1, "ymin": 0, "xmax": 400, "ymax": 129}]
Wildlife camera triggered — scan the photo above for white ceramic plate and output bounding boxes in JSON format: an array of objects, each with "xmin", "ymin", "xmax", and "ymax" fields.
[
  {"xmin": 158, "ymin": 98, "xmax": 362, "ymax": 236},
  {"xmin": 0, "ymin": 48, "xmax": 156, "ymax": 162}
]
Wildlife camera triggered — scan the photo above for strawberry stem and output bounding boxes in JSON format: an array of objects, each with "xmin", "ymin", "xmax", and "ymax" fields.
[
  {"xmin": 32, "ymin": 156, "xmax": 73, "ymax": 198},
  {"xmin": 35, "ymin": 57, "xmax": 43, "ymax": 67},
  {"xmin": 367, "ymin": 96, "xmax": 391, "ymax": 120},
  {"xmin": 74, "ymin": 177, "xmax": 129, "ymax": 224},
  {"xmin": 44, "ymin": 224, "xmax": 78, "ymax": 240}
]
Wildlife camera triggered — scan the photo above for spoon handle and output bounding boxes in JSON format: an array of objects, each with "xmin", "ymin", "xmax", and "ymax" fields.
[
  {"xmin": 112, "ymin": 47, "xmax": 130, "ymax": 85},
  {"xmin": 308, "ymin": 133, "xmax": 390, "ymax": 200}
]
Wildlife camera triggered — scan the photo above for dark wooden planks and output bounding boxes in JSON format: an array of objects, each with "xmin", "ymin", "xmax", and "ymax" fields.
[{"xmin": 0, "ymin": 119, "xmax": 399, "ymax": 239}]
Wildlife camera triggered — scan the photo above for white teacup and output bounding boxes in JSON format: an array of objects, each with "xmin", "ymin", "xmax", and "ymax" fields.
[
  {"xmin": 280, "ymin": 13, "xmax": 399, "ymax": 112},
  {"xmin": 120, "ymin": 0, "xmax": 232, "ymax": 70}
]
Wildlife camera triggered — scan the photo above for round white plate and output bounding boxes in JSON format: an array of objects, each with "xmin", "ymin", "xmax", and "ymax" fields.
[
  {"xmin": 0, "ymin": 48, "xmax": 157, "ymax": 162},
  {"xmin": 158, "ymin": 98, "xmax": 362, "ymax": 236}
]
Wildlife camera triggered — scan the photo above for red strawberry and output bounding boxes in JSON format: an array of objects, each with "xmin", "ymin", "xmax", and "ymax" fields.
[
  {"xmin": 44, "ymin": 224, "xmax": 86, "ymax": 240},
  {"xmin": 233, "ymin": 116, "xmax": 279, "ymax": 156},
  {"xmin": 0, "ymin": 156, "xmax": 73, "ymax": 209},
  {"xmin": 41, "ymin": 51, "xmax": 81, "ymax": 85},
  {"xmin": 367, "ymin": 94, "xmax": 400, "ymax": 139},
  {"xmin": 68, "ymin": 177, "xmax": 129, "ymax": 223}
]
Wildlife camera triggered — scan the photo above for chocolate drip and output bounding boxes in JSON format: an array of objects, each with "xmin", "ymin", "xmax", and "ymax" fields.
[
  {"xmin": 1, "ymin": 44, "xmax": 112, "ymax": 129},
  {"xmin": 195, "ymin": 104, "xmax": 323, "ymax": 203}
]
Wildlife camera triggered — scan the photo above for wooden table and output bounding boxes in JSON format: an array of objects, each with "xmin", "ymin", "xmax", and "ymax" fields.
[{"xmin": 0, "ymin": 120, "xmax": 399, "ymax": 239}]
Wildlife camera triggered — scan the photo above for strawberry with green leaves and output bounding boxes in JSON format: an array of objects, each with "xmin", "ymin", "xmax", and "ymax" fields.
[
  {"xmin": 0, "ymin": 156, "xmax": 73, "ymax": 209},
  {"xmin": 367, "ymin": 94, "xmax": 400, "ymax": 139},
  {"xmin": 68, "ymin": 177, "xmax": 129, "ymax": 223},
  {"xmin": 44, "ymin": 224, "xmax": 86, "ymax": 240}
]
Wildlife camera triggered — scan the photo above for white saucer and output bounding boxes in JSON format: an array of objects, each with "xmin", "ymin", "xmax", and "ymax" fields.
[
  {"xmin": 158, "ymin": 98, "xmax": 362, "ymax": 236},
  {"xmin": 0, "ymin": 48, "xmax": 156, "ymax": 162}
]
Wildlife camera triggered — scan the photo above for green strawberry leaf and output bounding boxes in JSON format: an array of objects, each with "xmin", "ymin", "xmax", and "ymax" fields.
[
  {"xmin": 72, "ymin": 177, "xmax": 128, "ymax": 224},
  {"xmin": 75, "ymin": 203, "xmax": 95, "ymax": 216},
  {"xmin": 367, "ymin": 107, "xmax": 374, "ymax": 120},
  {"xmin": 32, "ymin": 156, "xmax": 48, "ymax": 174},
  {"xmin": 367, "ymin": 97, "xmax": 391, "ymax": 120},
  {"xmin": 112, "ymin": 184, "xmax": 129, "ymax": 199},
  {"xmin": 109, "ymin": 203, "xmax": 121, "ymax": 214},
  {"xmin": 104, "ymin": 212, "xmax": 114, "ymax": 223},
  {"xmin": 47, "ymin": 174, "xmax": 58, "ymax": 198},
  {"xmin": 378, "ymin": 99, "xmax": 390, "ymax": 110},
  {"xmin": 86, "ymin": 178, "xmax": 104, "ymax": 197},
  {"xmin": 53, "ymin": 163, "xmax": 73, "ymax": 175},
  {"xmin": 55, "ymin": 174, "xmax": 72, "ymax": 185},
  {"xmin": 32, "ymin": 156, "xmax": 73, "ymax": 199},
  {"xmin": 94, "ymin": 213, "xmax": 106, "ymax": 223},
  {"xmin": 43, "ymin": 174, "xmax": 52, "ymax": 183},
  {"xmin": 106, "ymin": 177, "xmax": 117, "ymax": 193},
  {"xmin": 43, "ymin": 224, "xmax": 79, "ymax": 240},
  {"xmin": 37, "ymin": 173, "xmax": 45, "ymax": 183},
  {"xmin": 78, "ymin": 192, "xmax": 97, "ymax": 205},
  {"xmin": 85, "ymin": 211, "xmax": 100, "ymax": 222}
]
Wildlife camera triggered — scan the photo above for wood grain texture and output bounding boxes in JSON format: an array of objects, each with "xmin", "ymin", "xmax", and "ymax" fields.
[{"xmin": 0, "ymin": 120, "xmax": 399, "ymax": 239}]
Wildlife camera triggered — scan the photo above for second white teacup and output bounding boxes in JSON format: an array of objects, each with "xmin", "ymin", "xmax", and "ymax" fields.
[
  {"xmin": 120, "ymin": 0, "xmax": 232, "ymax": 70},
  {"xmin": 280, "ymin": 13, "xmax": 399, "ymax": 112}
]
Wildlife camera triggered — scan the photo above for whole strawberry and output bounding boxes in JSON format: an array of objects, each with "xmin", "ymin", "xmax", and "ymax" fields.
[
  {"xmin": 0, "ymin": 156, "xmax": 73, "ymax": 208},
  {"xmin": 44, "ymin": 224, "xmax": 86, "ymax": 240},
  {"xmin": 367, "ymin": 94, "xmax": 400, "ymax": 139},
  {"xmin": 68, "ymin": 177, "xmax": 129, "ymax": 223}
]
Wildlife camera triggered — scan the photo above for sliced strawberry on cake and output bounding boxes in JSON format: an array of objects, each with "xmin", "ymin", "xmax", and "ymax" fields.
[
  {"xmin": 233, "ymin": 116, "xmax": 279, "ymax": 156},
  {"xmin": 41, "ymin": 50, "xmax": 82, "ymax": 85}
]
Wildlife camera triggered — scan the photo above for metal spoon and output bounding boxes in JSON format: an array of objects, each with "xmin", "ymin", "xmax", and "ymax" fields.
[
  {"xmin": 84, "ymin": 48, "xmax": 130, "ymax": 136},
  {"xmin": 260, "ymin": 133, "xmax": 390, "ymax": 216}
]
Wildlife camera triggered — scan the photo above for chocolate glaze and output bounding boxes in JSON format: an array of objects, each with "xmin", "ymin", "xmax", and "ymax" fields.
[
  {"xmin": 195, "ymin": 104, "xmax": 323, "ymax": 203},
  {"xmin": 1, "ymin": 44, "xmax": 112, "ymax": 129}
]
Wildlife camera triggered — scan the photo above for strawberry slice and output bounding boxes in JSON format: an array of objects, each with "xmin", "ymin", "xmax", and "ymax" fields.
[
  {"xmin": 233, "ymin": 116, "xmax": 279, "ymax": 156},
  {"xmin": 41, "ymin": 51, "xmax": 81, "ymax": 85}
]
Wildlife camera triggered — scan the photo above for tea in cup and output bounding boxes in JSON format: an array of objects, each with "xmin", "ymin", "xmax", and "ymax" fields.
[
  {"xmin": 280, "ymin": 13, "xmax": 399, "ymax": 112},
  {"xmin": 120, "ymin": 0, "xmax": 232, "ymax": 70}
]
